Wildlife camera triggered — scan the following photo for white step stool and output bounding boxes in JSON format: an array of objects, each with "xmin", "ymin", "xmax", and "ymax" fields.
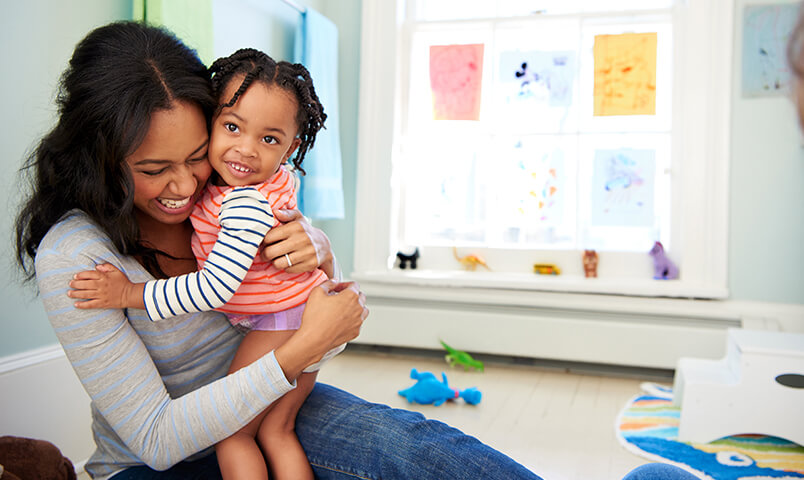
[{"xmin": 673, "ymin": 328, "xmax": 804, "ymax": 445}]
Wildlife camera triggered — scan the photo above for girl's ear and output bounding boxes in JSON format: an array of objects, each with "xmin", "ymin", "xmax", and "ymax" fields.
[{"xmin": 283, "ymin": 137, "xmax": 302, "ymax": 163}]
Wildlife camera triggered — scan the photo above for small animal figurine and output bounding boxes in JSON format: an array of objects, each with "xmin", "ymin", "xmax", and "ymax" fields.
[
  {"xmin": 649, "ymin": 241, "xmax": 679, "ymax": 280},
  {"xmin": 396, "ymin": 248, "xmax": 420, "ymax": 269},
  {"xmin": 452, "ymin": 247, "xmax": 490, "ymax": 271},
  {"xmin": 533, "ymin": 263, "xmax": 561, "ymax": 275},
  {"xmin": 398, "ymin": 368, "xmax": 482, "ymax": 406},
  {"xmin": 440, "ymin": 340, "xmax": 484, "ymax": 372},
  {"xmin": 582, "ymin": 250, "xmax": 598, "ymax": 278}
]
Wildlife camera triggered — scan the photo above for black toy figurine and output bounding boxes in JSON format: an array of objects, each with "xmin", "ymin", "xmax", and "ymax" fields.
[{"xmin": 396, "ymin": 248, "xmax": 420, "ymax": 269}]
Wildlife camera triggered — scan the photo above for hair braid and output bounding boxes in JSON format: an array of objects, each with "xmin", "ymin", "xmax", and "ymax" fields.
[{"xmin": 207, "ymin": 48, "xmax": 327, "ymax": 175}]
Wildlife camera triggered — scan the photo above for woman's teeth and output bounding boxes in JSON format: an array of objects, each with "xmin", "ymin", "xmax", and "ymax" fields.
[{"xmin": 158, "ymin": 197, "xmax": 191, "ymax": 209}]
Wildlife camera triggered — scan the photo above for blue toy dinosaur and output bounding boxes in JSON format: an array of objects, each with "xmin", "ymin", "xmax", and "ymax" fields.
[{"xmin": 398, "ymin": 368, "xmax": 482, "ymax": 406}]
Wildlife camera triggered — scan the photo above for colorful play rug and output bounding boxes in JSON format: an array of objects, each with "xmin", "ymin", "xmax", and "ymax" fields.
[{"xmin": 616, "ymin": 383, "xmax": 804, "ymax": 480}]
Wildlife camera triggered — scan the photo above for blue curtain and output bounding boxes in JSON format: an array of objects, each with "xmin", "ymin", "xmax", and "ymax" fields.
[{"xmin": 294, "ymin": 7, "xmax": 345, "ymax": 220}]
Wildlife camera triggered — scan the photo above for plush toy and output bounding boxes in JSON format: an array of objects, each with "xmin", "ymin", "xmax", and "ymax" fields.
[
  {"xmin": 440, "ymin": 340, "xmax": 484, "ymax": 372},
  {"xmin": 398, "ymin": 368, "xmax": 482, "ymax": 406},
  {"xmin": 649, "ymin": 241, "xmax": 679, "ymax": 280},
  {"xmin": 0, "ymin": 436, "xmax": 76, "ymax": 480}
]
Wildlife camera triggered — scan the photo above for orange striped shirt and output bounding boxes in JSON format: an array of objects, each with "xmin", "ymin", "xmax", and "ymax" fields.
[{"xmin": 189, "ymin": 167, "xmax": 328, "ymax": 315}]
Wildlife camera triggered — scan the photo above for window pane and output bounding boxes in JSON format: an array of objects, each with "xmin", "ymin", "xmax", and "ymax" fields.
[
  {"xmin": 576, "ymin": 133, "xmax": 671, "ymax": 251},
  {"xmin": 410, "ymin": 0, "xmax": 675, "ymax": 21},
  {"xmin": 396, "ymin": 2, "xmax": 677, "ymax": 264},
  {"xmin": 491, "ymin": 20, "xmax": 580, "ymax": 133},
  {"xmin": 488, "ymin": 135, "xmax": 577, "ymax": 249},
  {"xmin": 398, "ymin": 133, "xmax": 490, "ymax": 246}
]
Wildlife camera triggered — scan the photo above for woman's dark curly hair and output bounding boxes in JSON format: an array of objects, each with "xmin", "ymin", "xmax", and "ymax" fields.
[
  {"xmin": 15, "ymin": 21, "xmax": 216, "ymax": 280},
  {"xmin": 208, "ymin": 48, "xmax": 326, "ymax": 175}
]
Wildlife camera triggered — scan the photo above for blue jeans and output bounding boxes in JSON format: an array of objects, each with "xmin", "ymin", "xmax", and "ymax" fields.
[
  {"xmin": 621, "ymin": 464, "xmax": 701, "ymax": 480},
  {"xmin": 113, "ymin": 383, "xmax": 537, "ymax": 479},
  {"xmin": 112, "ymin": 383, "xmax": 692, "ymax": 480}
]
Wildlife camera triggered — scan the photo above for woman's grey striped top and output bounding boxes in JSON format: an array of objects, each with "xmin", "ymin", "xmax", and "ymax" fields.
[{"xmin": 34, "ymin": 211, "xmax": 295, "ymax": 479}]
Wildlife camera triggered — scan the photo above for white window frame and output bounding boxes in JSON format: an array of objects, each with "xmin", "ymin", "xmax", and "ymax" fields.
[{"xmin": 353, "ymin": 0, "xmax": 731, "ymax": 301}]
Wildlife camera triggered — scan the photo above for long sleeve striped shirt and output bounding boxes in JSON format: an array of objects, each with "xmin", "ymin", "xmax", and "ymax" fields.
[
  {"xmin": 143, "ymin": 167, "xmax": 327, "ymax": 321},
  {"xmin": 35, "ymin": 212, "xmax": 295, "ymax": 479}
]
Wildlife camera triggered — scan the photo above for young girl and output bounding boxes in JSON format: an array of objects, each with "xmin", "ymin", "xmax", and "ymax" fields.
[{"xmin": 70, "ymin": 48, "xmax": 336, "ymax": 480}]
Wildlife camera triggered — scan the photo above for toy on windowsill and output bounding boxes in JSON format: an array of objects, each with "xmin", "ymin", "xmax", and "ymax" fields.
[
  {"xmin": 582, "ymin": 250, "xmax": 598, "ymax": 278},
  {"xmin": 453, "ymin": 247, "xmax": 490, "ymax": 271},
  {"xmin": 440, "ymin": 340, "xmax": 484, "ymax": 372},
  {"xmin": 396, "ymin": 247, "xmax": 420, "ymax": 269},
  {"xmin": 533, "ymin": 263, "xmax": 561, "ymax": 275},
  {"xmin": 649, "ymin": 241, "xmax": 679, "ymax": 280},
  {"xmin": 398, "ymin": 368, "xmax": 482, "ymax": 406}
]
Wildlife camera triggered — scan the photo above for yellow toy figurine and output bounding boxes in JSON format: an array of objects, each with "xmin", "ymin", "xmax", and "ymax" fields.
[
  {"xmin": 453, "ymin": 247, "xmax": 490, "ymax": 271},
  {"xmin": 533, "ymin": 263, "xmax": 561, "ymax": 275}
]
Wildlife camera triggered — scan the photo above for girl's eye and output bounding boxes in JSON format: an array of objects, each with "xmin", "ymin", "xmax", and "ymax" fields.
[
  {"xmin": 224, "ymin": 122, "xmax": 239, "ymax": 133},
  {"xmin": 263, "ymin": 136, "xmax": 278, "ymax": 145}
]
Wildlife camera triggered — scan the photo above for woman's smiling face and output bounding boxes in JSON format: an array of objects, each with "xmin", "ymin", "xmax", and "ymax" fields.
[{"xmin": 126, "ymin": 100, "xmax": 212, "ymax": 226}]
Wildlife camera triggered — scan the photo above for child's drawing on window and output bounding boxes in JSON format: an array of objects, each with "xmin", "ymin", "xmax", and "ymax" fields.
[{"xmin": 591, "ymin": 149, "xmax": 655, "ymax": 227}]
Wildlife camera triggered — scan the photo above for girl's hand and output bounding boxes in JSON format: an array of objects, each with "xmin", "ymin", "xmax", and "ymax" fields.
[
  {"xmin": 67, "ymin": 263, "xmax": 145, "ymax": 310},
  {"xmin": 275, "ymin": 280, "xmax": 368, "ymax": 380},
  {"xmin": 260, "ymin": 208, "xmax": 335, "ymax": 277}
]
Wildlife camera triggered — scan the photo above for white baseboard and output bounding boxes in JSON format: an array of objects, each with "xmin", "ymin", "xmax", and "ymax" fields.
[
  {"xmin": 0, "ymin": 345, "xmax": 94, "ymax": 472},
  {"xmin": 353, "ymin": 280, "xmax": 804, "ymax": 369}
]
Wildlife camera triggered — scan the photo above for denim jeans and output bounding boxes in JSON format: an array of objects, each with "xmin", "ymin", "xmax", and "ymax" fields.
[
  {"xmin": 621, "ymin": 464, "xmax": 701, "ymax": 480},
  {"xmin": 111, "ymin": 383, "xmax": 692, "ymax": 480},
  {"xmin": 112, "ymin": 383, "xmax": 538, "ymax": 479}
]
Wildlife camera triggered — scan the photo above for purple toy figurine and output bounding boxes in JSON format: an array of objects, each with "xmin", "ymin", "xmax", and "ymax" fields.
[
  {"xmin": 398, "ymin": 368, "xmax": 482, "ymax": 406},
  {"xmin": 649, "ymin": 241, "xmax": 679, "ymax": 280}
]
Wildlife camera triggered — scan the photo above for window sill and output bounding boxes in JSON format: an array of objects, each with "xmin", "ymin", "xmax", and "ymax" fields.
[{"xmin": 352, "ymin": 269, "xmax": 729, "ymax": 300}]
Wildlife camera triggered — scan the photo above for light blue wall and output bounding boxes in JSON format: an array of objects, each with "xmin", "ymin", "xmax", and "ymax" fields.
[
  {"xmin": 313, "ymin": 0, "xmax": 361, "ymax": 277},
  {"xmin": 0, "ymin": 1, "xmax": 134, "ymax": 356},
  {"xmin": 728, "ymin": 0, "xmax": 804, "ymax": 304}
]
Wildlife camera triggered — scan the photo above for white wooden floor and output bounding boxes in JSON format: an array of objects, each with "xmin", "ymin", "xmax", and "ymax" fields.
[
  {"xmin": 316, "ymin": 346, "xmax": 672, "ymax": 480},
  {"xmin": 78, "ymin": 346, "xmax": 671, "ymax": 480}
]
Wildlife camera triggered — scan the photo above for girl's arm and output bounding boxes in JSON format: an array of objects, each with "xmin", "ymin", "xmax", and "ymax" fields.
[
  {"xmin": 144, "ymin": 187, "xmax": 276, "ymax": 320},
  {"xmin": 70, "ymin": 187, "xmax": 275, "ymax": 320}
]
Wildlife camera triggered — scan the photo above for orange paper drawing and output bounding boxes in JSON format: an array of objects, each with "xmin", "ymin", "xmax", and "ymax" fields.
[
  {"xmin": 593, "ymin": 33, "xmax": 657, "ymax": 116},
  {"xmin": 429, "ymin": 44, "xmax": 484, "ymax": 120}
]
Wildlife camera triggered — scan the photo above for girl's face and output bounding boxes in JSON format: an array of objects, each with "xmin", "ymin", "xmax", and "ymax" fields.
[
  {"xmin": 126, "ymin": 101, "xmax": 212, "ymax": 226},
  {"xmin": 209, "ymin": 76, "xmax": 301, "ymax": 186}
]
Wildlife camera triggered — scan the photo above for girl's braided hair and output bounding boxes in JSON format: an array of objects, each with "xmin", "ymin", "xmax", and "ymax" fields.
[{"xmin": 208, "ymin": 48, "xmax": 326, "ymax": 175}]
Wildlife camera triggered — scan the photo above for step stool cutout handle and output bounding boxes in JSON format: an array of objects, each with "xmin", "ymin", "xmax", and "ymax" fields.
[{"xmin": 775, "ymin": 374, "xmax": 804, "ymax": 389}]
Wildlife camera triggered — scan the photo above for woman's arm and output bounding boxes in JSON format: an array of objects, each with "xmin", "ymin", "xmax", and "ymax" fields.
[{"xmin": 36, "ymin": 215, "xmax": 293, "ymax": 470}]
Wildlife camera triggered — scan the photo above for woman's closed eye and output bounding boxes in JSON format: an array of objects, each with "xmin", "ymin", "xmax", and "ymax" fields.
[{"xmin": 188, "ymin": 153, "xmax": 208, "ymax": 164}]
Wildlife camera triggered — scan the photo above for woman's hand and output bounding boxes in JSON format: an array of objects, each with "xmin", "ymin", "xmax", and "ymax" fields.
[
  {"xmin": 260, "ymin": 209, "xmax": 335, "ymax": 278},
  {"xmin": 274, "ymin": 280, "xmax": 368, "ymax": 381}
]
